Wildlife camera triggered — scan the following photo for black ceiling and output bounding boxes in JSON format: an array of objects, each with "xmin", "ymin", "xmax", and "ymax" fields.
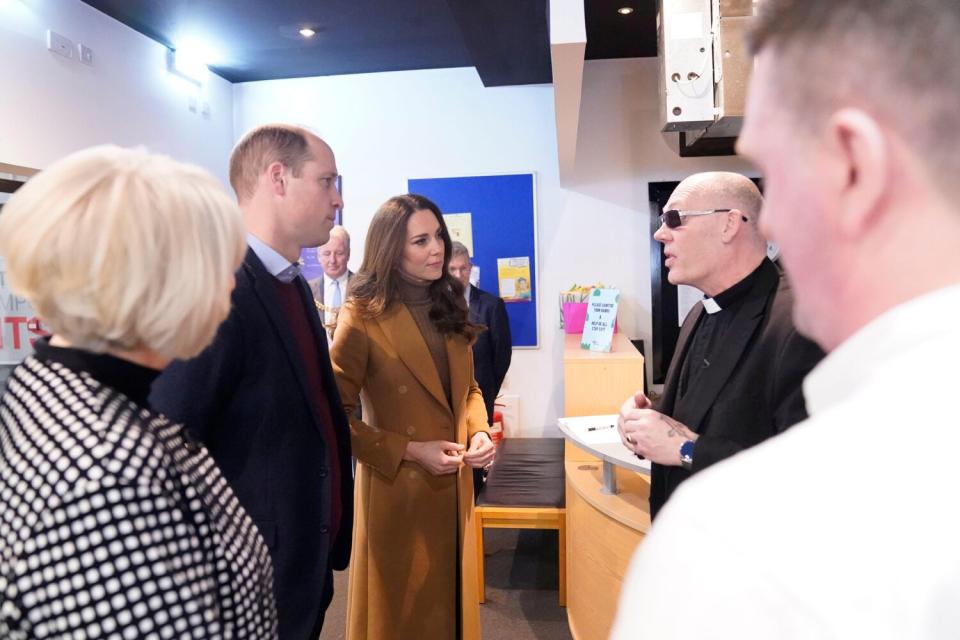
[
  {"xmin": 586, "ymin": 1, "xmax": 658, "ymax": 60},
  {"xmin": 81, "ymin": 0, "xmax": 656, "ymax": 86}
]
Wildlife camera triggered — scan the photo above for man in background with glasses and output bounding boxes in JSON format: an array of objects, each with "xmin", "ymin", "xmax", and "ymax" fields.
[{"xmin": 617, "ymin": 171, "xmax": 823, "ymax": 519}]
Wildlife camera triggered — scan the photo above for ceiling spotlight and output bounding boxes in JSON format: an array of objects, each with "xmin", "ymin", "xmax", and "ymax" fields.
[
  {"xmin": 618, "ymin": 6, "xmax": 634, "ymax": 15},
  {"xmin": 299, "ymin": 27, "xmax": 316, "ymax": 38}
]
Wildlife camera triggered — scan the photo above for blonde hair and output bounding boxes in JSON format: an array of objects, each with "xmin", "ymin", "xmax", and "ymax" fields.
[
  {"xmin": 0, "ymin": 145, "xmax": 245, "ymax": 360},
  {"xmin": 229, "ymin": 123, "xmax": 317, "ymax": 201},
  {"xmin": 327, "ymin": 225, "xmax": 350, "ymax": 248}
]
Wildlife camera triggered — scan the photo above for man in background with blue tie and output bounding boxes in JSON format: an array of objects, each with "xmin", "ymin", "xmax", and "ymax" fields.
[{"xmin": 309, "ymin": 225, "xmax": 353, "ymax": 341}]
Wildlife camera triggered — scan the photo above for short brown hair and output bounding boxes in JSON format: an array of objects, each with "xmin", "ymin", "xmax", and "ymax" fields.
[
  {"xmin": 748, "ymin": 0, "xmax": 960, "ymax": 197},
  {"xmin": 450, "ymin": 241, "xmax": 471, "ymax": 262},
  {"xmin": 229, "ymin": 123, "xmax": 316, "ymax": 201}
]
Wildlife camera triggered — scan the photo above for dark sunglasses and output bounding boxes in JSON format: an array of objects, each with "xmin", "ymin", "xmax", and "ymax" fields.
[{"xmin": 660, "ymin": 208, "xmax": 747, "ymax": 229}]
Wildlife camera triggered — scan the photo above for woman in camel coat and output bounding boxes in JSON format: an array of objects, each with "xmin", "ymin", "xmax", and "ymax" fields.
[{"xmin": 331, "ymin": 194, "xmax": 495, "ymax": 639}]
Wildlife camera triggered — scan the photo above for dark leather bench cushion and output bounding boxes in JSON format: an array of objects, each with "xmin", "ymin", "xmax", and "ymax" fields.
[{"xmin": 476, "ymin": 437, "xmax": 565, "ymax": 508}]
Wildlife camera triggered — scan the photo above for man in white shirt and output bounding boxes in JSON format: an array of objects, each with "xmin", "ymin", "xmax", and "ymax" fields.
[
  {"xmin": 309, "ymin": 225, "xmax": 353, "ymax": 339},
  {"xmin": 611, "ymin": 1, "xmax": 960, "ymax": 638}
]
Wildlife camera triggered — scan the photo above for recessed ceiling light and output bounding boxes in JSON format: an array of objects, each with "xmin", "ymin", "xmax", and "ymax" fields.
[
  {"xmin": 278, "ymin": 24, "xmax": 326, "ymax": 40},
  {"xmin": 618, "ymin": 7, "xmax": 634, "ymax": 15}
]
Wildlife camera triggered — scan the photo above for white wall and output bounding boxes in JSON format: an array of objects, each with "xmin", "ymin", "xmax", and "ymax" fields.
[
  {"xmin": 235, "ymin": 58, "xmax": 755, "ymax": 436},
  {"xmin": 0, "ymin": 0, "xmax": 234, "ymax": 183}
]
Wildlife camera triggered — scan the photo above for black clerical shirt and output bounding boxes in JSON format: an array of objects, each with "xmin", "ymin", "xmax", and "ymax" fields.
[{"xmin": 675, "ymin": 261, "xmax": 766, "ymax": 406}]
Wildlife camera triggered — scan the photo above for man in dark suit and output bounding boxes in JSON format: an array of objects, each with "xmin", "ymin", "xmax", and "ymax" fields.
[
  {"xmin": 448, "ymin": 241, "xmax": 512, "ymax": 425},
  {"xmin": 307, "ymin": 225, "xmax": 354, "ymax": 341},
  {"xmin": 151, "ymin": 124, "xmax": 353, "ymax": 640},
  {"xmin": 617, "ymin": 172, "xmax": 823, "ymax": 519}
]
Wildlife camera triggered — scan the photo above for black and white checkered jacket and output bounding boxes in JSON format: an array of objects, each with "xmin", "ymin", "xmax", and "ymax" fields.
[{"xmin": 0, "ymin": 355, "xmax": 278, "ymax": 639}]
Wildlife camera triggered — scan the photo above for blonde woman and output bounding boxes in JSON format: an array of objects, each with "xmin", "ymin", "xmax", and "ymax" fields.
[{"xmin": 0, "ymin": 146, "xmax": 278, "ymax": 638}]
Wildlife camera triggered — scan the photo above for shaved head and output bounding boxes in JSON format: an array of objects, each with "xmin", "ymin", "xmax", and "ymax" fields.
[
  {"xmin": 669, "ymin": 172, "xmax": 766, "ymax": 250},
  {"xmin": 657, "ymin": 172, "xmax": 768, "ymax": 296},
  {"xmin": 672, "ymin": 172, "xmax": 763, "ymax": 222}
]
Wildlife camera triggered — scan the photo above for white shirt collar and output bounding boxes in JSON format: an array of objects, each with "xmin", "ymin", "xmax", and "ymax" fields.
[
  {"xmin": 324, "ymin": 272, "xmax": 349, "ymax": 307},
  {"xmin": 804, "ymin": 283, "xmax": 960, "ymax": 415},
  {"xmin": 324, "ymin": 271, "xmax": 349, "ymax": 287},
  {"xmin": 247, "ymin": 233, "xmax": 300, "ymax": 282}
]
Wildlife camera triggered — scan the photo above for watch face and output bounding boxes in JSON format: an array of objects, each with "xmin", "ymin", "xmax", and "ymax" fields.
[{"xmin": 680, "ymin": 440, "xmax": 694, "ymax": 470}]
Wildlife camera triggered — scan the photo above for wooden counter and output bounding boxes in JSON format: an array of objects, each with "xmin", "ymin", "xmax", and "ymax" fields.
[
  {"xmin": 566, "ymin": 461, "xmax": 650, "ymax": 640},
  {"xmin": 562, "ymin": 333, "xmax": 650, "ymax": 640},
  {"xmin": 563, "ymin": 333, "xmax": 646, "ymax": 417}
]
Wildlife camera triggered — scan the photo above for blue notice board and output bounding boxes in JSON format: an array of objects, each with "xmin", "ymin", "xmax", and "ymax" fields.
[{"xmin": 408, "ymin": 173, "xmax": 538, "ymax": 348}]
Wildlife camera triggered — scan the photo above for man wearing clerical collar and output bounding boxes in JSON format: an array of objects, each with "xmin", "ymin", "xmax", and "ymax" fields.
[{"xmin": 617, "ymin": 171, "xmax": 823, "ymax": 519}]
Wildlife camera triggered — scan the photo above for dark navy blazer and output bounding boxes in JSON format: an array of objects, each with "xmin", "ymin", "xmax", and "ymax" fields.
[
  {"xmin": 468, "ymin": 285, "xmax": 512, "ymax": 423},
  {"xmin": 151, "ymin": 249, "xmax": 353, "ymax": 640}
]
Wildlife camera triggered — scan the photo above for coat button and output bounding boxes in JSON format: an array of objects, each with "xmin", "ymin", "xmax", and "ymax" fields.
[
  {"xmin": 406, "ymin": 425, "xmax": 416, "ymax": 436},
  {"xmin": 319, "ymin": 467, "xmax": 328, "ymax": 478},
  {"xmin": 398, "ymin": 385, "xmax": 408, "ymax": 394},
  {"xmin": 320, "ymin": 525, "xmax": 330, "ymax": 534}
]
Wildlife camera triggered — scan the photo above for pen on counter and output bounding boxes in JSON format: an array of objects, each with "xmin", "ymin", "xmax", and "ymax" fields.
[{"xmin": 586, "ymin": 424, "xmax": 615, "ymax": 432}]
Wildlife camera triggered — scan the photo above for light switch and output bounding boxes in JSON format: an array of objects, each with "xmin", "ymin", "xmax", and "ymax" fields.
[
  {"xmin": 46, "ymin": 30, "xmax": 74, "ymax": 59},
  {"xmin": 77, "ymin": 43, "xmax": 94, "ymax": 65}
]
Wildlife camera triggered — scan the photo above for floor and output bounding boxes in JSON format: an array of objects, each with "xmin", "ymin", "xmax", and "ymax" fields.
[{"xmin": 319, "ymin": 528, "xmax": 572, "ymax": 639}]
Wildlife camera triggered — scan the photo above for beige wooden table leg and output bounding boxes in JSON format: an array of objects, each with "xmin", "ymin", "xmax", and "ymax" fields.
[
  {"xmin": 558, "ymin": 512, "xmax": 567, "ymax": 606},
  {"xmin": 476, "ymin": 510, "xmax": 486, "ymax": 603}
]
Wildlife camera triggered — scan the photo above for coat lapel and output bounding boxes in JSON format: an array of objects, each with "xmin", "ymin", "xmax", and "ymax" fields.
[
  {"xmin": 673, "ymin": 262, "xmax": 779, "ymax": 431},
  {"xmin": 243, "ymin": 251, "xmax": 322, "ymax": 429},
  {"xmin": 446, "ymin": 333, "xmax": 471, "ymax": 419},
  {"xmin": 378, "ymin": 303, "xmax": 452, "ymax": 414}
]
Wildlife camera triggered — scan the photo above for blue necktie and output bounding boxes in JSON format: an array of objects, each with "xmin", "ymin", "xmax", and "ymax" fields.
[{"xmin": 331, "ymin": 279, "xmax": 342, "ymax": 309}]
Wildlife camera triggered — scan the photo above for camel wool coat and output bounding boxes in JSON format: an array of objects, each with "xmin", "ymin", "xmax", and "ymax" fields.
[{"xmin": 331, "ymin": 300, "xmax": 490, "ymax": 640}]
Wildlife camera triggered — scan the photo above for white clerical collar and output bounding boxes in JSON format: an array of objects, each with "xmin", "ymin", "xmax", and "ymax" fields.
[{"xmin": 703, "ymin": 297, "xmax": 722, "ymax": 314}]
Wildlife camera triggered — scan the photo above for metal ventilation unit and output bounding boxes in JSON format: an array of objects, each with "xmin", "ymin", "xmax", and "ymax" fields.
[{"xmin": 658, "ymin": 0, "xmax": 757, "ymax": 155}]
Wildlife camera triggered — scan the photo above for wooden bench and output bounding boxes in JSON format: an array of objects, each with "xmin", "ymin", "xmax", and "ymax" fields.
[{"xmin": 474, "ymin": 437, "xmax": 566, "ymax": 606}]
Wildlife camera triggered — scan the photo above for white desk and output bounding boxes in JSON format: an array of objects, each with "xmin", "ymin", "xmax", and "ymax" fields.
[{"xmin": 558, "ymin": 415, "xmax": 650, "ymax": 494}]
